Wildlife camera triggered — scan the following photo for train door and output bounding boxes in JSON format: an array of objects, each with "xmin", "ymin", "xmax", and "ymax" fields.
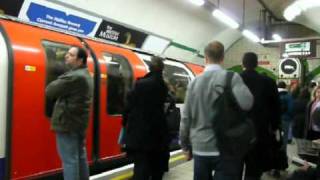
[
  {"xmin": 0, "ymin": 25, "xmax": 10, "ymax": 180},
  {"xmin": 41, "ymin": 40, "xmax": 95, "ymax": 171},
  {"xmin": 84, "ymin": 40, "xmax": 147, "ymax": 161},
  {"xmin": 185, "ymin": 63, "xmax": 204, "ymax": 76},
  {"xmin": 101, "ymin": 52, "xmax": 133, "ymax": 158},
  {"xmin": 0, "ymin": 20, "xmax": 94, "ymax": 179}
]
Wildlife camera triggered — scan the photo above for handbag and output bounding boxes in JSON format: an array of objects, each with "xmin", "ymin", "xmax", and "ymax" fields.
[
  {"xmin": 118, "ymin": 127, "xmax": 126, "ymax": 146},
  {"xmin": 166, "ymin": 106, "xmax": 181, "ymax": 133}
]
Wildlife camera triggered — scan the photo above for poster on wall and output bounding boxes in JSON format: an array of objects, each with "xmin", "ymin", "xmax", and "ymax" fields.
[
  {"xmin": 18, "ymin": 0, "xmax": 102, "ymax": 37},
  {"xmin": 95, "ymin": 20, "xmax": 148, "ymax": 48},
  {"xmin": 0, "ymin": 0, "xmax": 24, "ymax": 16}
]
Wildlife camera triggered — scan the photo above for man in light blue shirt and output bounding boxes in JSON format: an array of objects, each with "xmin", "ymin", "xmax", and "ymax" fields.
[{"xmin": 179, "ymin": 41, "xmax": 253, "ymax": 180}]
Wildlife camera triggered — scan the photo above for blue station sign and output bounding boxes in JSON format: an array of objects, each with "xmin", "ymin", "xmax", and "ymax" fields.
[{"xmin": 26, "ymin": 3, "xmax": 97, "ymax": 35}]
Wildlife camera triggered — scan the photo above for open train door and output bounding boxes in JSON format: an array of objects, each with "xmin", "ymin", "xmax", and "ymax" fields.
[
  {"xmin": 84, "ymin": 39, "xmax": 147, "ymax": 162},
  {"xmin": 0, "ymin": 19, "xmax": 97, "ymax": 179},
  {"xmin": 0, "ymin": 20, "xmax": 12, "ymax": 180}
]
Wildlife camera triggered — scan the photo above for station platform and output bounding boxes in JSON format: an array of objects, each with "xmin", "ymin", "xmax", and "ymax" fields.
[
  {"xmin": 161, "ymin": 142, "xmax": 300, "ymax": 180},
  {"xmin": 90, "ymin": 143, "xmax": 309, "ymax": 180}
]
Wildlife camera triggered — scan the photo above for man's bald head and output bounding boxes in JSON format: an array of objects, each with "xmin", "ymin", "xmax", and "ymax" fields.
[{"xmin": 204, "ymin": 41, "xmax": 224, "ymax": 63}]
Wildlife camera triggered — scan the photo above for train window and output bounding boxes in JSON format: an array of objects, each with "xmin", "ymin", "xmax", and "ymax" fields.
[
  {"xmin": 42, "ymin": 41, "xmax": 71, "ymax": 85},
  {"xmin": 136, "ymin": 53, "xmax": 194, "ymax": 103},
  {"xmin": 163, "ymin": 63, "xmax": 191, "ymax": 103},
  {"xmin": 141, "ymin": 58, "xmax": 193, "ymax": 103},
  {"xmin": 103, "ymin": 53, "xmax": 133, "ymax": 115},
  {"xmin": 42, "ymin": 41, "xmax": 71, "ymax": 117}
]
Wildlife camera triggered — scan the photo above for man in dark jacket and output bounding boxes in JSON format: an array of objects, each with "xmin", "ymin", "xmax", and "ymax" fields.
[
  {"xmin": 240, "ymin": 52, "xmax": 282, "ymax": 180},
  {"xmin": 278, "ymin": 81, "xmax": 294, "ymax": 151},
  {"xmin": 123, "ymin": 56, "xmax": 169, "ymax": 180},
  {"xmin": 46, "ymin": 47, "xmax": 93, "ymax": 180}
]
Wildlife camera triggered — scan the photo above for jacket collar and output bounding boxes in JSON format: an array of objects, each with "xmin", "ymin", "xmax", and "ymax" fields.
[
  {"xmin": 145, "ymin": 71, "xmax": 162, "ymax": 78},
  {"xmin": 71, "ymin": 64, "xmax": 87, "ymax": 71},
  {"xmin": 278, "ymin": 88, "xmax": 288, "ymax": 93},
  {"xmin": 204, "ymin": 64, "xmax": 222, "ymax": 72}
]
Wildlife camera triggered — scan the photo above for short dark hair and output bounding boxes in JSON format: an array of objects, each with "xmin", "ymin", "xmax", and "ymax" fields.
[
  {"xmin": 278, "ymin": 81, "xmax": 287, "ymax": 89},
  {"xmin": 242, "ymin": 52, "xmax": 258, "ymax": 70},
  {"xmin": 204, "ymin": 41, "xmax": 224, "ymax": 63},
  {"xmin": 149, "ymin": 56, "xmax": 164, "ymax": 72},
  {"xmin": 75, "ymin": 47, "xmax": 88, "ymax": 65}
]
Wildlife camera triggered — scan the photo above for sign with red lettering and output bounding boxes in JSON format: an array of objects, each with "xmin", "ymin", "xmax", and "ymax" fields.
[{"xmin": 258, "ymin": 61, "xmax": 270, "ymax": 65}]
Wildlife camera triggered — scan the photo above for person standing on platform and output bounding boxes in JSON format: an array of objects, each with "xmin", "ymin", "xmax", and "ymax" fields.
[
  {"xmin": 179, "ymin": 41, "xmax": 253, "ymax": 180},
  {"xmin": 46, "ymin": 47, "xmax": 93, "ymax": 180},
  {"xmin": 240, "ymin": 52, "xmax": 282, "ymax": 180},
  {"xmin": 123, "ymin": 56, "xmax": 169, "ymax": 180},
  {"xmin": 278, "ymin": 81, "xmax": 294, "ymax": 151}
]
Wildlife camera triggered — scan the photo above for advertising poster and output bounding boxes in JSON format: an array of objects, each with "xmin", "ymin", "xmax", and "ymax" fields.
[{"xmin": 95, "ymin": 20, "xmax": 148, "ymax": 48}]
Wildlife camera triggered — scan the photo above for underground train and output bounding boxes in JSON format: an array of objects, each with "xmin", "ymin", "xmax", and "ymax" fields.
[{"xmin": 0, "ymin": 16, "xmax": 204, "ymax": 179}]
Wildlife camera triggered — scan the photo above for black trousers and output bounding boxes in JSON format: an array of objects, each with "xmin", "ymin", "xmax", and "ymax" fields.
[{"xmin": 131, "ymin": 150, "xmax": 168, "ymax": 180}]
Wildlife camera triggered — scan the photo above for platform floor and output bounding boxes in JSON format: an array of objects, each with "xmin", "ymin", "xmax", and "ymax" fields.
[{"xmin": 163, "ymin": 143, "xmax": 300, "ymax": 180}]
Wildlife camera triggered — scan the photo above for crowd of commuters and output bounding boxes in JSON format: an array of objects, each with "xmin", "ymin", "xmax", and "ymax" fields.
[{"xmin": 45, "ymin": 42, "xmax": 320, "ymax": 180}]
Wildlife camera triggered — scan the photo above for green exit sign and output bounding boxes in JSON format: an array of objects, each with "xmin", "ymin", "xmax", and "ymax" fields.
[
  {"xmin": 285, "ymin": 42, "xmax": 310, "ymax": 52},
  {"xmin": 282, "ymin": 40, "xmax": 317, "ymax": 58}
]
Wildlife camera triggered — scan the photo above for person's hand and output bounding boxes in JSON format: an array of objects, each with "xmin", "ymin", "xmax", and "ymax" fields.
[
  {"xmin": 183, "ymin": 150, "xmax": 192, "ymax": 161},
  {"xmin": 300, "ymin": 160, "xmax": 310, "ymax": 171}
]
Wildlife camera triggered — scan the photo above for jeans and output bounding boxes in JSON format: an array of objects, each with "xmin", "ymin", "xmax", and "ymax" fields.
[
  {"xmin": 56, "ymin": 132, "xmax": 89, "ymax": 180},
  {"xmin": 193, "ymin": 155, "xmax": 243, "ymax": 180},
  {"xmin": 282, "ymin": 120, "xmax": 291, "ymax": 151}
]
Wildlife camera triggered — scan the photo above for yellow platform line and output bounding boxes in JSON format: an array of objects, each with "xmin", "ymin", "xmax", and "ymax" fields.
[
  {"xmin": 111, "ymin": 171, "xmax": 133, "ymax": 180},
  {"xmin": 111, "ymin": 154, "xmax": 186, "ymax": 180},
  {"xmin": 169, "ymin": 154, "xmax": 186, "ymax": 163}
]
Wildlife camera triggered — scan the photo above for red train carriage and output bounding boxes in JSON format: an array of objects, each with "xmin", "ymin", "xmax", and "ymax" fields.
[{"xmin": 0, "ymin": 17, "xmax": 204, "ymax": 180}]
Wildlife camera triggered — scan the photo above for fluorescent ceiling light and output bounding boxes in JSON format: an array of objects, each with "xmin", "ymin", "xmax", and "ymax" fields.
[
  {"xmin": 272, "ymin": 34, "xmax": 282, "ymax": 42},
  {"xmin": 296, "ymin": 0, "xmax": 320, "ymax": 10},
  {"xmin": 284, "ymin": 0, "xmax": 320, "ymax": 21},
  {"xmin": 284, "ymin": 5, "xmax": 302, "ymax": 21},
  {"xmin": 212, "ymin": 9, "xmax": 239, "ymax": 29},
  {"xmin": 260, "ymin": 39, "xmax": 278, "ymax": 44},
  {"xmin": 242, "ymin": 30, "xmax": 260, "ymax": 43},
  {"xmin": 188, "ymin": 0, "xmax": 205, "ymax": 6}
]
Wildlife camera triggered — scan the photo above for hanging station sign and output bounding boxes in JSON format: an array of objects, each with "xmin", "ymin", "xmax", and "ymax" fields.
[
  {"xmin": 18, "ymin": 0, "xmax": 102, "ymax": 36},
  {"xmin": 282, "ymin": 41, "xmax": 316, "ymax": 58}
]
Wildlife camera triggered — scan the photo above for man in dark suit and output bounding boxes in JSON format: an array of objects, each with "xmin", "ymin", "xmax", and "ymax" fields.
[
  {"xmin": 123, "ymin": 56, "xmax": 169, "ymax": 180},
  {"xmin": 240, "ymin": 52, "xmax": 282, "ymax": 180}
]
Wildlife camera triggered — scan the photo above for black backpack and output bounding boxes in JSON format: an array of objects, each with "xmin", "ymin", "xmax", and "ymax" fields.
[{"xmin": 212, "ymin": 72, "xmax": 256, "ymax": 158}]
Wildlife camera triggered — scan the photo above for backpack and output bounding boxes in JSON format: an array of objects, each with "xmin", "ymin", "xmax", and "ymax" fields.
[{"xmin": 212, "ymin": 72, "xmax": 256, "ymax": 158}]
